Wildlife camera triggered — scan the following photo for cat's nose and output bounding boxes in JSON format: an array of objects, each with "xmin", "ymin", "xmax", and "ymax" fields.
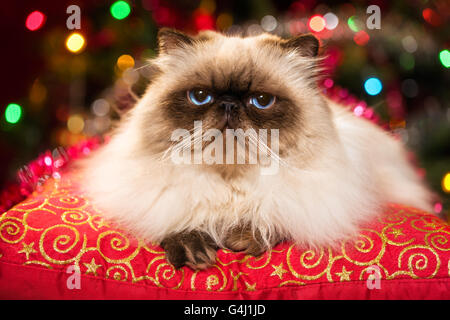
[{"xmin": 220, "ymin": 101, "xmax": 238, "ymax": 114}]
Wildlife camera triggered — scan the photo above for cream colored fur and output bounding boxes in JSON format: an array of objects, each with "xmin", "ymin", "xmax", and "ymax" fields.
[{"xmin": 80, "ymin": 31, "xmax": 433, "ymax": 250}]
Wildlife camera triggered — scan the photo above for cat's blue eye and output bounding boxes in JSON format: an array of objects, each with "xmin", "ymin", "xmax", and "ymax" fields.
[
  {"xmin": 188, "ymin": 89, "xmax": 213, "ymax": 106},
  {"xmin": 249, "ymin": 93, "xmax": 276, "ymax": 109}
]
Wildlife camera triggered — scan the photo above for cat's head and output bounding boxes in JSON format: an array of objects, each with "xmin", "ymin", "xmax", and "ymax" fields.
[{"xmin": 133, "ymin": 28, "xmax": 334, "ymax": 175}]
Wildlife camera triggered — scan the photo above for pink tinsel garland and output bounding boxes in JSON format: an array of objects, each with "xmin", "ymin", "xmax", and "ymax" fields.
[{"xmin": 0, "ymin": 137, "xmax": 102, "ymax": 212}]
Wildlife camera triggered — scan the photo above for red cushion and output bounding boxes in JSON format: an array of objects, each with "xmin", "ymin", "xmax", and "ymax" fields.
[{"xmin": 1, "ymin": 171, "xmax": 449, "ymax": 299}]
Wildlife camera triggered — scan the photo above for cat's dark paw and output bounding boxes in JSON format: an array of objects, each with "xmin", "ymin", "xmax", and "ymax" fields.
[{"xmin": 160, "ymin": 231, "xmax": 218, "ymax": 270}]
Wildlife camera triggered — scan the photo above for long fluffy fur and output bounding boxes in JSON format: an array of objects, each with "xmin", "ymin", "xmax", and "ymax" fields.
[{"xmin": 80, "ymin": 31, "xmax": 434, "ymax": 250}]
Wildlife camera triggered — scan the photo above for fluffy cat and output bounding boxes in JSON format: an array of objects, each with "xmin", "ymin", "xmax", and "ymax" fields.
[{"xmin": 81, "ymin": 28, "xmax": 434, "ymax": 270}]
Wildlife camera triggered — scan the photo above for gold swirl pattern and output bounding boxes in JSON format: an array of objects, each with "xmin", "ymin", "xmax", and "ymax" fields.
[
  {"xmin": 97, "ymin": 230, "xmax": 141, "ymax": 264},
  {"xmin": 286, "ymin": 246, "xmax": 331, "ymax": 281},
  {"xmin": 191, "ymin": 264, "xmax": 227, "ymax": 291},
  {"xmin": 342, "ymin": 230, "xmax": 385, "ymax": 266},
  {"xmin": 425, "ymin": 231, "xmax": 450, "ymax": 251},
  {"xmin": 0, "ymin": 173, "xmax": 449, "ymax": 295},
  {"xmin": 39, "ymin": 225, "xmax": 83, "ymax": 264},
  {"xmin": 392, "ymin": 245, "xmax": 440, "ymax": 279},
  {"xmin": 61, "ymin": 210, "xmax": 90, "ymax": 225},
  {"xmin": 0, "ymin": 217, "xmax": 26, "ymax": 244},
  {"xmin": 106, "ymin": 265, "xmax": 129, "ymax": 281}
]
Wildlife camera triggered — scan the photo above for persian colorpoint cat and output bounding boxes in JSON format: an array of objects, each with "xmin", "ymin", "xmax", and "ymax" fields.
[{"xmin": 81, "ymin": 28, "xmax": 434, "ymax": 270}]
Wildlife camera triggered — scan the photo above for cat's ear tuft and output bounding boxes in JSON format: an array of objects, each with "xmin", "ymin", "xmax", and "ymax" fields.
[
  {"xmin": 281, "ymin": 34, "xmax": 319, "ymax": 57},
  {"xmin": 157, "ymin": 28, "xmax": 194, "ymax": 54}
]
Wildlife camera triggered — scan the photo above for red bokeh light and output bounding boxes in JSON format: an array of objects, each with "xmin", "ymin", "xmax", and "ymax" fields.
[
  {"xmin": 323, "ymin": 78, "xmax": 334, "ymax": 88},
  {"xmin": 25, "ymin": 11, "xmax": 45, "ymax": 31},
  {"xmin": 194, "ymin": 9, "xmax": 215, "ymax": 31},
  {"xmin": 353, "ymin": 30, "xmax": 370, "ymax": 46},
  {"xmin": 422, "ymin": 8, "xmax": 442, "ymax": 26},
  {"xmin": 434, "ymin": 202, "xmax": 443, "ymax": 214}
]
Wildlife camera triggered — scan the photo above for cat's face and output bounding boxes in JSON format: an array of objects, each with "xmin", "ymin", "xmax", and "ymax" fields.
[{"xmin": 136, "ymin": 29, "xmax": 333, "ymax": 171}]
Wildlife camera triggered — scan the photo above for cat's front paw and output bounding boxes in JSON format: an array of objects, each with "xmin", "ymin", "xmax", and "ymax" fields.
[
  {"xmin": 224, "ymin": 226, "xmax": 271, "ymax": 257},
  {"xmin": 160, "ymin": 231, "xmax": 218, "ymax": 270}
]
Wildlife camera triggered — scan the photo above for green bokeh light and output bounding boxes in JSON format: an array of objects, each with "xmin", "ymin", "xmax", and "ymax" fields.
[
  {"xmin": 110, "ymin": 1, "xmax": 131, "ymax": 20},
  {"xmin": 439, "ymin": 49, "xmax": 450, "ymax": 68},
  {"xmin": 399, "ymin": 53, "xmax": 415, "ymax": 70},
  {"xmin": 347, "ymin": 16, "xmax": 359, "ymax": 32},
  {"xmin": 5, "ymin": 103, "xmax": 22, "ymax": 124}
]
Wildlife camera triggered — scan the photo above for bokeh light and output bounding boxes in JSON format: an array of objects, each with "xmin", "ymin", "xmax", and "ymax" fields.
[
  {"xmin": 354, "ymin": 30, "xmax": 369, "ymax": 46},
  {"xmin": 399, "ymin": 53, "xmax": 415, "ymax": 70},
  {"xmin": 91, "ymin": 99, "xmax": 110, "ymax": 117},
  {"xmin": 67, "ymin": 114, "xmax": 85, "ymax": 134},
  {"xmin": 422, "ymin": 8, "xmax": 442, "ymax": 26},
  {"xmin": 66, "ymin": 33, "xmax": 85, "ymax": 53},
  {"xmin": 364, "ymin": 77, "xmax": 383, "ymax": 96},
  {"xmin": 401, "ymin": 79, "xmax": 419, "ymax": 98},
  {"xmin": 216, "ymin": 13, "xmax": 233, "ymax": 30},
  {"xmin": 323, "ymin": 78, "xmax": 334, "ymax": 88},
  {"xmin": 323, "ymin": 12, "xmax": 338, "ymax": 30},
  {"xmin": 116, "ymin": 54, "xmax": 135, "ymax": 71},
  {"xmin": 110, "ymin": 1, "xmax": 131, "ymax": 20},
  {"xmin": 439, "ymin": 49, "xmax": 450, "ymax": 68},
  {"xmin": 434, "ymin": 202, "xmax": 442, "ymax": 214},
  {"xmin": 353, "ymin": 105, "xmax": 365, "ymax": 116},
  {"xmin": 261, "ymin": 15, "xmax": 277, "ymax": 32},
  {"xmin": 5, "ymin": 103, "xmax": 23, "ymax": 124},
  {"xmin": 443, "ymin": 172, "xmax": 450, "ymax": 193},
  {"xmin": 401, "ymin": 36, "xmax": 418, "ymax": 53},
  {"xmin": 308, "ymin": 15, "xmax": 325, "ymax": 32},
  {"xmin": 44, "ymin": 156, "xmax": 52, "ymax": 166},
  {"xmin": 347, "ymin": 16, "xmax": 359, "ymax": 32},
  {"xmin": 194, "ymin": 10, "xmax": 215, "ymax": 30},
  {"xmin": 25, "ymin": 11, "xmax": 46, "ymax": 31}
]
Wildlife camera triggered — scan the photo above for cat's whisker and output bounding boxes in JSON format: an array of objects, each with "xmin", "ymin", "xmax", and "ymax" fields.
[
  {"xmin": 159, "ymin": 127, "xmax": 208, "ymax": 162},
  {"xmin": 246, "ymin": 132, "xmax": 291, "ymax": 169},
  {"xmin": 133, "ymin": 63, "xmax": 153, "ymax": 71}
]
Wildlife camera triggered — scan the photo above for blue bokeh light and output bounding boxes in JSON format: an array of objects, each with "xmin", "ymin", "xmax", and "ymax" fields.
[{"xmin": 364, "ymin": 77, "xmax": 383, "ymax": 96}]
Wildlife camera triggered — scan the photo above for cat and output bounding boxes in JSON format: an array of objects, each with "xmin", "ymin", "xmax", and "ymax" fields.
[{"xmin": 81, "ymin": 28, "xmax": 434, "ymax": 270}]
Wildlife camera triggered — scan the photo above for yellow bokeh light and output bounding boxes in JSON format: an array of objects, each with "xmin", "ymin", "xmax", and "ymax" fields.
[
  {"xmin": 66, "ymin": 33, "xmax": 85, "ymax": 53},
  {"xmin": 67, "ymin": 114, "xmax": 85, "ymax": 134},
  {"xmin": 117, "ymin": 54, "xmax": 135, "ymax": 71},
  {"xmin": 442, "ymin": 172, "xmax": 450, "ymax": 193},
  {"xmin": 216, "ymin": 13, "xmax": 233, "ymax": 30}
]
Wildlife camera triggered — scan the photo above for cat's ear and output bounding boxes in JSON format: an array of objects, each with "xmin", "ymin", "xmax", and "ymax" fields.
[
  {"xmin": 157, "ymin": 28, "xmax": 194, "ymax": 54},
  {"xmin": 281, "ymin": 34, "xmax": 319, "ymax": 57}
]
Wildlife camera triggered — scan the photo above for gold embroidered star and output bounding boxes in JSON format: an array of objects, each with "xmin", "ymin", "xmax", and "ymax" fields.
[
  {"xmin": 83, "ymin": 258, "xmax": 102, "ymax": 276},
  {"xmin": 423, "ymin": 221, "xmax": 439, "ymax": 229},
  {"xmin": 95, "ymin": 218, "xmax": 110, "ymax": 229},
  {"xmin": 245, "ymin": 281, "xmax": 256, "ymax": 291},
  {"xmin": 387, "ymin": 227, "xmax": 404, "ymax": 238},
  {"xmin": 270, "ymin": 263, "xmax": 288, "ymax": 280},
  {"xmin": 335, "ymin": 266, "xmax": 353, "ymax": 282},
  {"xmin": 18, "ymin": 242, "xmax": 37, "ymax": 260}
]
